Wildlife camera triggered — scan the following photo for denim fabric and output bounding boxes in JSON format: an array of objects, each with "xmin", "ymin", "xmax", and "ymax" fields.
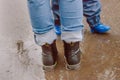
[
  {"xmin": 27, "ymin": 0, "xmax": 83, "ymax": 45},
  {"xmin": 52, "ymin": 0, "xmax": 101, "ymax": 27},
  {"xmin": 28, "ymin": 0, "xmax": 54, "ymax": 34},
  {"xmin": 59, "ymin": 0, "xmax": 83, "ymax": 32},
  {"xmin": 83, "ymin": 0, "xmax": 101, "ymax": 27}
]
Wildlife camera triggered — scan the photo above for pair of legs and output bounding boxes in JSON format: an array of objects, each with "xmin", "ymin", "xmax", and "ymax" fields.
[
  {"xmin": 27, "ymin": 0, "xmax": 83, "ymax": 70},
  {"xmin": 52, "ymin": 0, "xmax": 110, "ymax": 35}
]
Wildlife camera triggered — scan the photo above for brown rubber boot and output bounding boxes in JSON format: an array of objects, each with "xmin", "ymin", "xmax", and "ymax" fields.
[
  {"xmin": 63, "ymin": 41, "xmax": 82, "ymax": 70},
  {"xmin": 41, "ymin": 40, "xmax": 58, "ymax": 71}
]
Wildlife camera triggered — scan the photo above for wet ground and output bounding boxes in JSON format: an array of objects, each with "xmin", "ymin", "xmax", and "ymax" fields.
[
  {"xmin": 45, "ymin": 0, "xmax": 120, "ymax": 80},
  {"xmin": 0, "ymin": 0, "xmax": 120, "ymax": 80},
  {"xmin": 45, "ymin": 33, "xmax": 120, "ymax": 80}
]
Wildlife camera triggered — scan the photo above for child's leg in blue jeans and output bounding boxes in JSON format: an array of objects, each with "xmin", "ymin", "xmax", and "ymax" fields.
[{"xmin": 27, "ymin": 0, "xmax": 83, "ymax": 70}]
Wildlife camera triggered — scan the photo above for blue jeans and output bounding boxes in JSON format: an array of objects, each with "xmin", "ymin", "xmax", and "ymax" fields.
[
  {"xmin": 27, "ymin": 0, "xmax": 83, "ymax": 45},
  {"xmin": 52, "ymin": 0, "xmax": 101, "ymax": 27}
]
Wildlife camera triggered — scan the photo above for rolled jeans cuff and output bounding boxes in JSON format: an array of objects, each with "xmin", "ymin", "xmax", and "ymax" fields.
[
  {"xmin": 34, "ymin": 29, "xmax": 57, "ymax": 46},
  {"xmin": 61, "ymin": 29, "xmax": 84, "ymax": 43}
]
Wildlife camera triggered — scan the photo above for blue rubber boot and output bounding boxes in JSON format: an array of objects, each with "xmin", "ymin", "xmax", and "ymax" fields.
[
  {"xmin": 55, "ymin": 25, "xmax": 61, "ymax": 35},
  {"xmin": 91, "ymin": 23, "xmax": 110, "ymax": 33}
]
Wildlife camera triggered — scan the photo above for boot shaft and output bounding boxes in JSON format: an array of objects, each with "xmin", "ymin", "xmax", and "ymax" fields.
[
  {"xmin": 64, "ymin": 41, "xmax": 81, "ymax": 57},
  {"xmin": 41, "ymin": 40, "xmax": 58, "ymax": 68},
  {"xmin": 63, "ymin": 41, "xmax": 82, "ymax": 68}
]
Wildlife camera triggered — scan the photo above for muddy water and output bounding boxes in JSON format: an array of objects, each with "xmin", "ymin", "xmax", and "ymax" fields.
[{"xmin": 45, "ymin": 33, "xmax": 120, "ymax": 80}]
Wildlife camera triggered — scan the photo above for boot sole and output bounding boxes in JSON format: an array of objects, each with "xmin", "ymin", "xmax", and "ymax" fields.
[
  {"xmin": 66, "ymin": 62, "xmax": 81, "ymax": 70},
  {"xmin": 91, "ymin": 28, "xmax": 110, "ymax": 33},
  {"xmin": 43, "ymin": 61, "xmax": 57, "ymax": 71}
]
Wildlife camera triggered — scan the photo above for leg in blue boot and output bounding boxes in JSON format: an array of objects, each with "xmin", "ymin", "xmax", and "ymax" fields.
[
  {"xmin": 52, "ymin": 0, "xmax": 111, "ymax": 34},
  {"xmin": 52, "ymin": 0, "xmax": 61, "ymax": 35},
  {"xmin": 83, "ymin": 0, "xmax": 110, "ymax": 33}
]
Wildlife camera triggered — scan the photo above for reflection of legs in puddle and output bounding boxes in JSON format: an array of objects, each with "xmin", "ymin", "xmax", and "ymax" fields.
[
  {"xmin": 52, "ymin": 0, "xmax": 110, "ymax": 35},
  {"xmin": 27, "ymin": 0, "xmax": 83, "ymax": 71}
]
